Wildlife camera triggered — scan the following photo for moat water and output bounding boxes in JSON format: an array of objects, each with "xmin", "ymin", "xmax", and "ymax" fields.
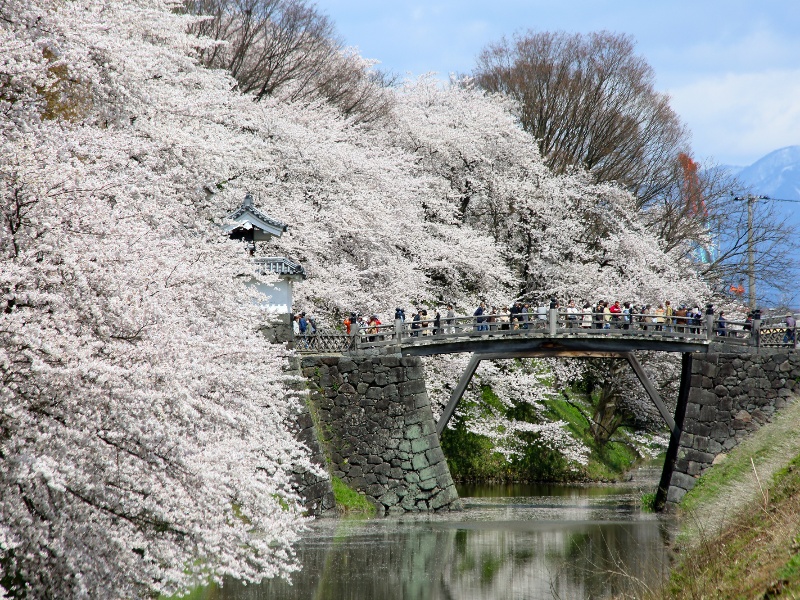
[{"xmin": 191, "ymin": 477, "xmax": 673, "ymax": 600}]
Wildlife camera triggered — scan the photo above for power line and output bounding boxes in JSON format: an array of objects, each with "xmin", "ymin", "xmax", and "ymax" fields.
[{"xmin": 732, "ymin": 194, "xmax": 800, "ymax": 203}]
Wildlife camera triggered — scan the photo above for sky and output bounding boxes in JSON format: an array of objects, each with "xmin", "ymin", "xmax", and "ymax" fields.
[{"xmin": 320, "ymin": 0, "xmax": 800, "ymax": 168}]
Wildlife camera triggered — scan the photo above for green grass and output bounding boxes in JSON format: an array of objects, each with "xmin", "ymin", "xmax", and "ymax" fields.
[
  {"xmin": 680, "ymin": 398, "xmax": 800, "ymax": 517},
  {"xmin": 441, "ymin": 383, "xmax": 648, "ymax": 483},
  {"xmin": 545, "ymin": 392, "xmax": 641, "ymax": 481},
  {"xmin": 640, "ymin": 491, "xmax": 657, "ymax": 512},
  {"xmin": 654, "ymin": 446, "xmax": 800, "ymax": 599},
  {"xmin": 331, "ymin": 476, "xmax": 376, "ymax": 515}
]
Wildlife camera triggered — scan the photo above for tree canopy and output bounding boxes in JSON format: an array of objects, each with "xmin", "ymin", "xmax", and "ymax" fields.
[{"xmin": 1, "ymin": 2, "xmax": 712, "ymax": 597}]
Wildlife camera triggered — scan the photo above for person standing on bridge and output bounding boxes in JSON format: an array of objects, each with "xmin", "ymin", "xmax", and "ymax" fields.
[
  {"xmin": 785, "ymin": 313, "xmax": 796, "ymax": 345},
  {"xmin": 654, "ymin": 304, "xmax": 665, "ymax": 331},
  {"xmin": 608, "ymin": 300, "xmax": 622, "ymax": 327},
  {"xmin": 474, "ymin": 302, "xmax": 487, "ymax": 331},
  {"xmin": 664, "ymin": 300, "xmax": 674, "ymax": 332},
  {"xmin": 566, "ymin": 299, "xmax": 579, "ymax": 328},
  {"xmin": 717, "ymin": 311, "xmax": 727, "ymax": 336},
  {"xmin": 581, "ymin": 302, "xmax": 592, "ymax": 328},
  {"xmin": 445, "ymin": 304, "xmax": 455, "ymax": 334}
]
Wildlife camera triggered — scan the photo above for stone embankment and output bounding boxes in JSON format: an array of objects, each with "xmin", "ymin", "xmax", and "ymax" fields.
[
  {"xmin": 300, "ymin": 348, "xmax": 460, "ymax": 515},
  {"xmin": 668, "ymin": 350, "xmax": 800, "ymax": 505}
]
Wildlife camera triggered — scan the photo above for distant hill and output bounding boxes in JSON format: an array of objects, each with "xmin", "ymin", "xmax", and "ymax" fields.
[{"xmin": 734, "ymin": 145, "xmax": 800, "ymax": 201}]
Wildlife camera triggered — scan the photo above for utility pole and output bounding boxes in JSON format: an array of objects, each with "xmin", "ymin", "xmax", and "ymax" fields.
[{"xmin": 747, "ymin": 194, "xmax": 756, "ymax": 312}]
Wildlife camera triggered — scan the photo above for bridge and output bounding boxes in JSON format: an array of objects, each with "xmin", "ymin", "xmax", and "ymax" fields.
[
  {"xmin": 293, "ymin": 309, "xmax": 799, "ymax": 512},
  {"xmin": 296, "ymin": 309, "xmax": 793, "ymax": 356}
]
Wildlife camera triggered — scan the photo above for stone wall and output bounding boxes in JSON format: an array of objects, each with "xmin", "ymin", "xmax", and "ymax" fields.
[
  {"xmin": 667, "ymin": 350, "xmax": 800, "ymax": 506},
  {"xmin": 283, "ymin": 357, "xmax": 337, "ymax": 516},
  {"xmin": 301, "ymin": 348, "xmax": 460, "ymax": 515}
]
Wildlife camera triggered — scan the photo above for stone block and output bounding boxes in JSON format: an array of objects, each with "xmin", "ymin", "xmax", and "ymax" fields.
[
  {"xmin": 713, "ymin": 385, "xmax": 729, "ymax": 396},
  {"xmin": 366, "ymin": 484, "xmax": 385, "ymax": 498},
  {"xmin": 699, "ymin": 405, "xmax": 717, "ymax": 422},
  {"xmin": 683, "ymin": 421, "xmax": 710, "ymax": 436},
  {"xmin": 405, "ymin": 366, "xmax": 425, "ymax": 380},
  {"xmin": 418, "ymin": 465, "xmax": 438, "ymax": 481},
  {"xmin": 419, "ymin": 478, "xmax": 438, "ymax": 491},
  {"xmin": 696, "ymin": 390, "xmax": 718, "ymax": 406},
  {"xmin": 666, "ymin": 486, "xmax": 687, "ymax": 505},
  {"xmin": 405, "ymin": 409, "xmax": 427, "ymax": 427},
  {"xmin": 670, "ymin": 471, "xmax": 697, "ymax": 491},
  {"xmin": 426, "ymin": 447, "xmax": 445, "ymax": 465},
  {"xmin": 684, "ymin": 448, "xmax": 715, "ymax": 465},
  {"xmin": 383, "ymin": 356, "xmax": 401, "ymax": 368},
  {"xmin": 701, "ymin": 362, "xmax": 718, "ymax": 378},
  {"xmin": 411, "ymin": 453, "xmax": 429, "ymax": 470},
  {"xmin": 388, "ymin": 368, "xmax": 404, "ymax": 384},
  {"xmin": 379, "ymin": 490, "xmax": 399, "ymax": 507},
  {"xmin": 429, "ymin": 489, "xmax": 455, "ymax": 510},
  {"xmin": 411, "ymin": 437, "xmax": 431, "ymax": 453},
  {"xmin": 406, "ymin": 424, "xmax": 423, "ymax": 440},
  {"xmin": 709, "ymin": 424, "xmax": 729, "ymax": 440},
  {"xmin": 685, "ymin": 404, "xmax": 701, "ymax": 420},
  {"xmin": 687, "ymin": 461, "xmax": 702, "ymax": 476}
]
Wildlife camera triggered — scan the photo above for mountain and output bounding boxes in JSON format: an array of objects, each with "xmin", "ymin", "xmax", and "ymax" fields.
[{"xmin": 734, "ymin": 145, "xmax": 800, "ymax": 201}]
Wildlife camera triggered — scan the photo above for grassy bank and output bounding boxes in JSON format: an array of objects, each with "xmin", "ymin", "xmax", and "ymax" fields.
[
  {"xmin": 648, "ymin": 396, "xmax": 800, "ymax": 599},
  {"xmin": 440, "ymin": 386, "xmax": 660, "ymax": 483}
]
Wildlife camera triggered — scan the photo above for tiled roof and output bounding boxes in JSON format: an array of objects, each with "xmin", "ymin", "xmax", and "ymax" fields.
[
  {"xmin": 253, "ymin": 256, "xmax": 306, "ymax": 279},
  {"xmin": 226, "ymin": 193, "xmax": 288, "ymax": 235}
]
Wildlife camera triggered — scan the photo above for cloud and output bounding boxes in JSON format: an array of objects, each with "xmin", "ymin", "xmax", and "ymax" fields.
[{"xmin": 668, "ymin": 69, "xmax": 800, "ymax": 166}]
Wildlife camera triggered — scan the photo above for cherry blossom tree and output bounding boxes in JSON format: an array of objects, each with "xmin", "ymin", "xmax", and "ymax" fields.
[{"xmin": 1, "ymin": 1, "xmax": 317, "ymax": 597}]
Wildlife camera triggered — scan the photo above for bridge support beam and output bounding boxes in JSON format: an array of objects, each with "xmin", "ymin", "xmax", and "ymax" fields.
[
  {"xmin": 623, "ymin": 352, "xmax": 676, "ymax": 435},
  {"xmin": 436, "ymin": 353, "xmax": 481, "ymax": 436},
  {"xmin": 655, "ymin": 352, "xmax": 693, "ymax": 511}
]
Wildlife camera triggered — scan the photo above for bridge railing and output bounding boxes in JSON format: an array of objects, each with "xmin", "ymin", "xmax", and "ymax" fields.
[
  {"xmin": 554, "ymin": 310, "xmax": 708, "ymax": 339},
  {"xmin": 758, "ymin": 315, "xmax": 798, "ymax": 348},
  {"xmin": 292, "ymin": 311, "xmax": 798, "ymax": 353}
]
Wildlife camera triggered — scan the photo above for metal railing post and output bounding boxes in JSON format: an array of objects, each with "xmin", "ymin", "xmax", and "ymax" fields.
[{"xmin": 548, "ymin": 308, "xmax": 557, "ymax": 336}]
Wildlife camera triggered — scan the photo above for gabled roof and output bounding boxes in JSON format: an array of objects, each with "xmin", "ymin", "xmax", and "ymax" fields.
[{"xmin": 224, "ymin": 193, "xmax": 288, "ymax": 239}]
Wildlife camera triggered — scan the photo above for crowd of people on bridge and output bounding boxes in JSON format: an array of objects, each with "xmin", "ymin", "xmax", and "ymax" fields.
[{"xmin": 293, "ymin": 299, "xmax": 796, "ymax": 343}]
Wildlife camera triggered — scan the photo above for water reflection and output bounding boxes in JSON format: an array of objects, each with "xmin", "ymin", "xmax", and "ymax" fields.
[{"xmin": 196, "ymin": 482, "xmax": 672, "ymax": 600}]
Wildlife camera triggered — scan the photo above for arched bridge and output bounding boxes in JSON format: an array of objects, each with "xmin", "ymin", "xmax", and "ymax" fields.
[{"xmin": 294, "ymin": 309, "xmax": 798, "ymax": 510}]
